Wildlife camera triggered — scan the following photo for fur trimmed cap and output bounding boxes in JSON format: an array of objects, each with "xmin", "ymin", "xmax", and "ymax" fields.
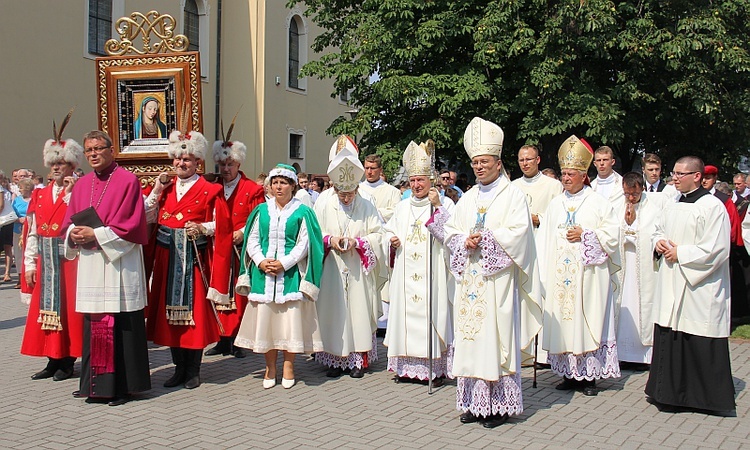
[
  {"xmin": 168, "ymin": 130, "xmax": 208, "ymax": 160},
  {"xmin": 212, "ymin": 140, "xmax": 247, "ymax": 164},
  {"xmin": 43, "ymin": 139, "xmax": 84, "ymax": 168}
]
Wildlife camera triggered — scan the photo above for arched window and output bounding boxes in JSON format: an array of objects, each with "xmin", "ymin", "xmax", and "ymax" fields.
[
  {"xmin": 184, "ymin": 0, "xmax": 200, "ymax": 53},
  {"xmin": 288, "ymin": 18, "xmax": 300, "ymax": 89}
]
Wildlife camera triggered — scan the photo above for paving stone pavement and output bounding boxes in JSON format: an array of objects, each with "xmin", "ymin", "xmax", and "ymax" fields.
[{"xmin": 0, "ymin": 280, "xmax": 747, "ymax": 449}]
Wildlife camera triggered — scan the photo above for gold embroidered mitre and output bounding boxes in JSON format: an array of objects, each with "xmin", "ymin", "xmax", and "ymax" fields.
[
  {"xmin": 328, "ymin": 135, "xmax": 359, "ymax": 162},
  {"xmin": 557, "ymin": 135, "xmax": 593, "ymax": 171},
  {"xmin": 327, "ymin": 147, "xmax": 364, "ymax": 192},
  {"xmin": 403, "ymin": 139, "xmax": 435, "ymax": 177},
  {"xmin": 463, "ymin": 117, "xmax": 503, "ymax": 159}
]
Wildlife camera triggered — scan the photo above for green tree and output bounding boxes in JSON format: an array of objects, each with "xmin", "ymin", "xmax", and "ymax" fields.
[{"xmin": 292, "ymin": 0, "xmax": 750, "ymax": 179}]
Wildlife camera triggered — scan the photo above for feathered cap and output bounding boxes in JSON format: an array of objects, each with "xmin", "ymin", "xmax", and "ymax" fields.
[
  {"xmin": 403, "ymin": 140, "xmax": 436, "ymax": 177},
  {"xmin": 558, "ymin": 135, "xmax": 594, "ymax": 171},
  {"xmin": 212, "ymin": 109, "xmax": 246, "ymax": 164},
  {"xmin": 328, "ymin": 135, "xmax": 359, "ymax": 162},
  {"xmin": 327, "ymin": 147, "xmax": 364, "ymax": 192},
  {"xmin": 168, "ymin": 101, "xmax": 208, "ymax": 159},
  {"xmin": 43, "ymin": 108, "xmax": 84, "ymax": 168},
  {"xmin": 463, "ymin": 117, "xmax": 504, "ymax": 159},
  {"xmin": 268, "ymin": 163, "xmax": 298, "ymax": 184}
]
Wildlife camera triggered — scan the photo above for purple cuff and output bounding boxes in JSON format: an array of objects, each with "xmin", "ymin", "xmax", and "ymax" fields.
[
  {"xmin": 425, "ymin": 207, "xmax": 449, "ymax": 243},
  {"xmin": 323, "ymin": 235, "xmax": 332, "ymax": 249},
  {"xmin": 355, "ymin": 237, "xmax": 377, "ymax": 274},
  {"xmin": 580, "ymin": 229, "xmax": 608, "ymax": 266},
  {"xmin": 479, "ymin": 229, "xmax": 513, "ymax": 276},
  {"xmin": 447, "ymin": 234, "xmax": 470, "ymax": 279}
]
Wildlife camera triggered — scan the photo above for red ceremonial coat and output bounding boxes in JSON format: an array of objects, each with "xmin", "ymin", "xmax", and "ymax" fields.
[
  {"xmin": 146, "ymin": 176, "xmax": 233, "ymax": 349},
  {"xmin": 20, "ymin": 185, "xmax": 83, "ymax": 359},
  {"xmin": 218, "ymin": 172, "xmax": 265, "ymax": 336}
]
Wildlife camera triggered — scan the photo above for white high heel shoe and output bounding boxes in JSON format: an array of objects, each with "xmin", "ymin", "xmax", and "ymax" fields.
[
  {"xmin": 281, "ymin": 378, "xmax": 295, "ymax": 389},
  {"xmin": 263, "ymin": 378, "xmax": 276, "ymax": 389}
]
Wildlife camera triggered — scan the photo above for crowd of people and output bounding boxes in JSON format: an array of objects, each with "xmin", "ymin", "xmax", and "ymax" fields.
[{"xmin": 17, "ymin": 116, "xmax": 742, "ymax": 427}]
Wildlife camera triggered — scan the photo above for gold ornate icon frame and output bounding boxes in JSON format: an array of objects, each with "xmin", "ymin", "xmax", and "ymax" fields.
[{"xmin": 95, "ymin": 11, "xmax": 204, "ymax": 185}]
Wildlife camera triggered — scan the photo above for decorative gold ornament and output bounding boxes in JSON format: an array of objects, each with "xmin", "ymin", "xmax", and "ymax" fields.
[
  {"xmin": 105, "ymin": 11, "xmax": 189, "ymax": 56},
  {"xmin": 176, "ymin": 213, "xmax": 184, "ymax": 221}
]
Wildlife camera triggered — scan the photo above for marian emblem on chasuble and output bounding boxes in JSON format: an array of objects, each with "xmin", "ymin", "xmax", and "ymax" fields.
[
  {"xmin": 457, "ymin": 268, "xmax": 488, "ymax": 340},
  {"xmin": 553, "ymin": 243, "xmax": 578, "ymax": 320}
]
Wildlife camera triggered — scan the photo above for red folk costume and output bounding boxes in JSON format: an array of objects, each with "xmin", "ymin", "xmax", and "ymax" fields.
[
  {"xmin": 218, "ymin": 172, "xmax": 264, "ymax": 336},
  {"xmin": 20, "ymin": 184, "xmax": 83, "ymax": 359},
  {"xmin": 147, "ymin": 175, "xmax": 233, "ymax": 349}
]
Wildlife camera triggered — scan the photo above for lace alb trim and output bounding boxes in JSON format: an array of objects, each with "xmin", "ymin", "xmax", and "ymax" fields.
[
  {"xmin": 456, "ymin": 373, "xmax": 523, "ymax": 418},
  {"xmin": 479, "ymin": 229, "xmax": 513, "ymax": 276},
  {"xmin": 447, "ymin": 234, "xmax": 469, "ymax": 280},
  {"xmin": 548, "ymin": 340, "xmax": 621, "ymax": 380},
  {"xmin": 387, "ymin": 349, "xmax": 450, "ymax": 380},
  {"xmin": 315, "ymin": 333, "xmax": 378, "ymax": 369},
  {"xmin": 581, "ymin": 228, "xmax": 608, "ymax": 266}
]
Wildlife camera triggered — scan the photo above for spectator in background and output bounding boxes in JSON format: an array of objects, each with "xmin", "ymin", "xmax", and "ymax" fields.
[
  {"xmin": 542, "ymin": 168, "xmax": 558, "ymax": 180},
  {"xmin": 12, "ymin": 179, "xmax": 34, "ymax": 287},
  {"xmin": 34, "ymin": 176, "xmax": 45, "ymax": 188},
  {"xmin": 0, "ymin": 172, "xmax": 15, "ymax": 282}
]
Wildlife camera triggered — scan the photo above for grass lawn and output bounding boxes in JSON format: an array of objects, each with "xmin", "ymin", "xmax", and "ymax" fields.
[{"xmin": 731, "ymin": 324, "xmax": 750, "ymax": 340}]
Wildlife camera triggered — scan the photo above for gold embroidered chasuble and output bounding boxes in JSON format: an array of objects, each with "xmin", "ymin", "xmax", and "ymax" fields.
[
  {"xmin": 537, "ymin": 187, "xmax": 621, "ymax": 355},
  {"xmin": 383, "ymin": 196, "xmax": 455, "ymax": 359},
  {"xmin": 443, "ymin": 176, "xmax": 543, "ymax": 381}
]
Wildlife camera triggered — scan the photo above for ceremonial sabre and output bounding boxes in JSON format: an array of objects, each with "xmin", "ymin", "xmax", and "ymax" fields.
[{"xmin": 190, "ymin": 234, "xmax": 225, "ymax": 335}]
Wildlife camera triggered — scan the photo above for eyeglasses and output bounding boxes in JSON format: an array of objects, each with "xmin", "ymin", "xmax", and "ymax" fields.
[
  {"xmin": 471, "ymin": 159, "xmax": 496, "ymax": 168},
  {"xmin": 83, "ymin": 145, "xmax": 111, "ymax": 155},
  {"xmin": 670, "ymin": 171, "xmax": 697, "ymax": 179}
]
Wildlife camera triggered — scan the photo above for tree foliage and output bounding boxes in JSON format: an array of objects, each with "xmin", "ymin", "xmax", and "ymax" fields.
[{"xmin": 291, "ymin": 0, "xmax": 750, "ymax": 178}]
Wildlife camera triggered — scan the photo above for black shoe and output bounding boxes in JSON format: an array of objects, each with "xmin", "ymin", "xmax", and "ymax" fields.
[
  {"xmin": 555, "ymin": 377, "xmax": 579, "ymax": 391},
  {"xmin": 349, "ymin": 367, "xmax": 364, "ymax": 378},
  {"xmin": 482, "ymin": 414, "xmax": 509, "ymax": 429},
  {"xmin": 581, "ymin": 379, "xmax": 597, "ymax": 396},
  {"xmin": 326, "ymin": 367, "xmax": 343, "ymax": 378},
  {"xmin": 53, "ymin": 367, "xmax": 74, "ymax": 381},
  {"xmin": 72, "ymin": 390, "xmax": 85, "ymax": 399},
  {"xmin": 459, "ymin": 412, "xmax": 480, "ymax": 424},
  {"xmin": 108, "ymin": 396, "xmax": 130, "ymax": 407},
  {"xmin": 431, "ymin": 377, "xmax": 445, "ymax": 388},
  {"xmin": 163, "ymin": 369, "xmax": 186, "ymax": 388},
  {"xmin": 184, "ymin": 375, "xmax": 201, "ymax": 389},
  {"xmin": 204, "ymin": 343, "xmax": 229, "ymax": 356},
  {"xmin": 534, "ymin": 362, "xmax": 551, "ymax": 370},
  {"xmin": 232, "ymin": 347, "xmax": 246, "ymax": 358},
  {"xmin": 30, "ymin": 368, "xmax": 56, "ymax": 380},
  {"xmin": 393, "ymin": 375, "xmax": 410, "ymax": 384},
  {"xmin": 376, "ymin": 328, "xmax": 386, "ymax": 338},
  {"xmin": 84, "ymin": 397, "xmax": 107, "ymax": 404}
]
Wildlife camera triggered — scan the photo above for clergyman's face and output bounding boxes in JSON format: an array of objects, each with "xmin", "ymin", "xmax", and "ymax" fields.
[{"xmin": 594, "ymin": 152, "xmax": 615, "ymax": 177}]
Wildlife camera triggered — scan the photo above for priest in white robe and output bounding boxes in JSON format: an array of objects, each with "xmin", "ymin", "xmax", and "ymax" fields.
[
  {"xmin": 443, "ymin": 118, "xmax": 543, "ymax": 429},
  {"xmin": 384, "ymin": 140, "xmax": 455, "ymax": 385},
  {"xmin": 645, "ymin": 156, "xmax": 735, "ymax": 414},
  {"xmin": 537, "ymin": 135, "xmax": 621, "ymax": 397},
  {"xmin": 511, "ymin": 144, "xmax": 563, "ymax": 366},
  {"xmin": 359, "ymin": 153, "xmax": 403, "ymax": 331},
  {"xmin": 614, "ymin": 172, "xmax": 667, "ymax": 368},
  {"xmin": 314, "ymin": 148, "xmax": 386, "ymax": 379}
]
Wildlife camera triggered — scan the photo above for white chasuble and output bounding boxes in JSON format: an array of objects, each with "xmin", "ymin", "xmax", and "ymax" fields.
[
  {"xmin": 537, "ymin": 187, "xmax": 621, "ymax": 355},
  {"xmin": 443, "ymin": 176, "xmax": 543, "ymax": 381},
  {"xmin": 652, "ymin": 194, "xmax": 731, "ymax": 338},
  {"xmin": 613, "ymin": 193, "xmax": 666, "ymax": 362},
  {"xmin": 383, "ymin": 196, "xmax": 455, "ymax": 359},
  {"xmin": 314, "ymin": 194, "xmax": 386, "ymax": 356}
]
